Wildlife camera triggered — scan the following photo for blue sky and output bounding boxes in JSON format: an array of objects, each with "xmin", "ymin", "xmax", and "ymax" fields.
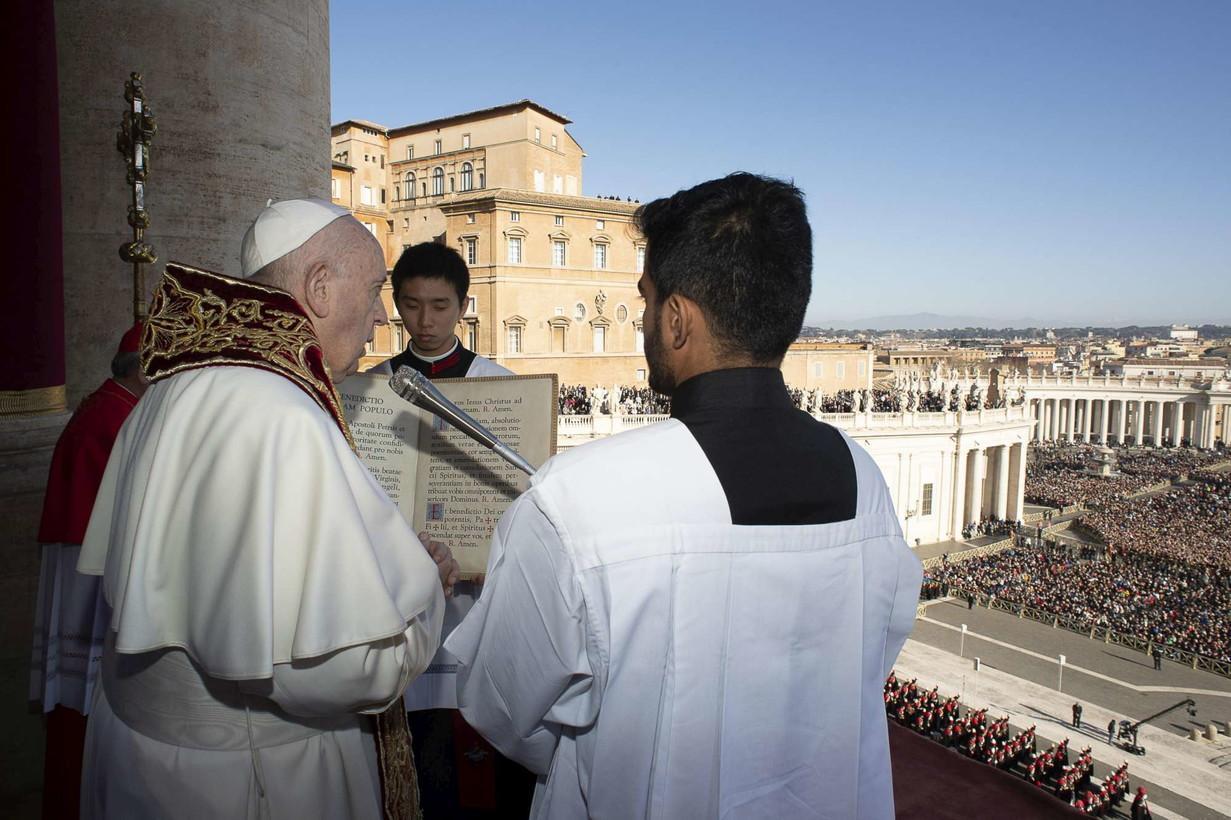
[{"xmin": 331, "ymin": 1, "xmax": 1231, "ymax": 327}]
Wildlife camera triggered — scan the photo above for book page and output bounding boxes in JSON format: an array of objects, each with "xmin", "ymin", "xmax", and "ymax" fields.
[
  {"xmin": 413, "ymin": 374, "xmax": 558, "ymax": 578},
  {"xmin": 339, "ymin": 372, "xmax": 558, "ymax": 579},
  {"xmin": 338, "ymin": 373, "xmax": 424, "ymax": 523}
]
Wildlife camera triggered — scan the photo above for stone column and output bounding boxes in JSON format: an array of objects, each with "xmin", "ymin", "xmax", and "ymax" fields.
[
  {"xmin": 1051, "ymin": 399, "xmax": 1061, "ymax": 442},
  {"xmin": 967, "ymin": 448, "xmax": 986, "ymax": 526},
  {"xmin": 951, "ymin": 445, "xmax": 967, "ymax": 539},
  {"xmin": 1151, "ymin": 400, "xmax": 1164, "ymax": 447},
  {"xmin": 1078, "ymin": 399, "xmax": 1090, "ymax": 442},
  {"xmin": 1113, "ymin": 399, "xmax": 1126, "ymax": 444},
  {"xmin": 1133, "ymin": 399, "xmax": 1145, "ymax": 445},
  {"xmin": 1064, "ymin": 398, "xmax": 1075, "ymax": 441},
  {"xmin": 1098, "ymin": 399, "xmax": 1109, "ymax": 443},
  {"xmin": 1010, "ymin": 441, "xmax": 1027, "ymax": 522},
  {"xmin": 1173, "ymin": 401, "xmax": 1186, "ymax": 445},
  {"xmin": 994, "ymin": 445, "xmax": 1010, "ymax": 520}
]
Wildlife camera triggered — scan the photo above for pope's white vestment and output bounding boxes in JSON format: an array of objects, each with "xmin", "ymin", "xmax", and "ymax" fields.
[
  {"xmin": 77, "ymin": 366, "xmax": 445, "ymax": 819},
  {"xmin": 446, "ymin": 420, "xmax": 922, "ymax": 819}
]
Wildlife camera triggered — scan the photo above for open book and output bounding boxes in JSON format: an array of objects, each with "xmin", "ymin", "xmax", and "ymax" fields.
[{"xmin": 339, "ymin": 372, "xmax": 558, "ymax": 578}]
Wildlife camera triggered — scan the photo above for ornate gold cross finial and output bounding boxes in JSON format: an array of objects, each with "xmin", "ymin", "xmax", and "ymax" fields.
[{"xmin": 116, "ymin": 72, "xmax": 158, "ymax": 321}]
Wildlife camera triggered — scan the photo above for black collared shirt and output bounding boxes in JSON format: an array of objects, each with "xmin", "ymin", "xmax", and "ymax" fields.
[
  {"xmin": 670, "ymin": 367, "xmax": 857, "ymax": 526},
  {"xmin": 387, "ymin": 337, "xmax": 477, "ymax": 380}
]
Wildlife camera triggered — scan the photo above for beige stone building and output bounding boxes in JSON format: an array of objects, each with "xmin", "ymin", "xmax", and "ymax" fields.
[{"xmin": 329, "ymin": 100, "xmax": 870, "ymax": 394}]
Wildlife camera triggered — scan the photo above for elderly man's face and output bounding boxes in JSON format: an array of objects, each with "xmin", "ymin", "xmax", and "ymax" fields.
[{"xmin": 322, "ymin": 222, "xmax": 389, "ymax": 381}]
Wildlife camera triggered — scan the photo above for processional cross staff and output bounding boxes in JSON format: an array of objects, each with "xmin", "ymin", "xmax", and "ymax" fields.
[{"xmin": 115, "ymin": 72, "xmax": 158, "ymax": 322}]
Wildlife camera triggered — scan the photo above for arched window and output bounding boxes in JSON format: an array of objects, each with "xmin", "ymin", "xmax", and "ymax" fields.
[
  {"xmin": 405, "ymin": 172, "xmax": 416, "ymax": 199},
  {"xmin": 460, "ymin": 162, "xmax": 473, "ymax": 191},
  {"xmin": 432, "ymin": 167, "xmax": 444, "ymax": 196}
]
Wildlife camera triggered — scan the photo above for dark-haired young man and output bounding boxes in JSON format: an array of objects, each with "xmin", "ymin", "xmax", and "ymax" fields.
[
  {"xmin": 367, "ymin": 241, "xmax": 510, "ymax": 380},
  {"xmin": 447, "ymin": 173, "xmax": 923, "ymax": 818},
  {"xmin": 368, "ymin": 241, "xmax": 527, "ymax": 817}
]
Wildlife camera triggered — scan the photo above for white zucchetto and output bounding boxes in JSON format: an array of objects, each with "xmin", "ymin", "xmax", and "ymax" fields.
[{"xmin": 240, "ymin": 198, "xmax": 352, "ymax": 277}]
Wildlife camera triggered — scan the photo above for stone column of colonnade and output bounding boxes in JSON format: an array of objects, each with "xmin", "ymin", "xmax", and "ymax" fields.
[
  {"xmin": 967, "ymin": 448, "xmax": 985, "ymax": 530},
  {"xmin": 994, "ymin": 445, "xmax": 1011, "ymax": 520},
  {"xmin": 1133, "ymin": 399, "xmax": 1145, "ymax": 444},
  {"xmin": 1172, "ymin": 401, "xmax": 1186, "ymax": 445},
  {"xmin": 1099, "ymin": 399, "xmax": 1110, "ymax": 443},
  {"xmin": 1152, "ymin": 400, "xmax": 1165, "ymax": 446},
  {"xmin": 1081, "ymin": 398, "xmax": 1093, "ymax": 442}
]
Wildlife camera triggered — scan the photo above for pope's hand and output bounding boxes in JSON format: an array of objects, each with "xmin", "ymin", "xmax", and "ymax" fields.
[{"xmin": 419, "ymin": 531, "xmax": 460, "ymax": 598}]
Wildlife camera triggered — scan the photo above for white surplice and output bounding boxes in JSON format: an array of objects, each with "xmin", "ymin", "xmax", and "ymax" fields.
[
  {"xmin": 446, "ymin": 420, "xmax": 923, "ymax": 819},
  {"xmin": 77, "ymin": 366, "xmax": 445, "ymax": 819}
]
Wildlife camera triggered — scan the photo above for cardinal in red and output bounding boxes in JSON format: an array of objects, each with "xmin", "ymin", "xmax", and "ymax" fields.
[{"xmin": 30, "ymin": 322, "xmax": 146, "ymax": 819}]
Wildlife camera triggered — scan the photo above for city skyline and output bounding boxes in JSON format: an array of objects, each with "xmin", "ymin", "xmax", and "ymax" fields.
[{"xmin": 331, "ymin": 1, "xmax": 1231, "ymax": 326}]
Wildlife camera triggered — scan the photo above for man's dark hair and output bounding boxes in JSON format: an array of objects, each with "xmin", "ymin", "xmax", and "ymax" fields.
[
  {"xmin": 391, "ymin": 242, "xmax": 469, "ymax": 305},
  {"xmin": 110, "ymin": 351, "xmax": 140, "ymax": 379},
  {"xmin": 634, "ymin": 172, "xmax": 812, "ymax": 362}
]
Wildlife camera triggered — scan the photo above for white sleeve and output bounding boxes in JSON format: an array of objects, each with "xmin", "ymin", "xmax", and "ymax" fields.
[
  {"xmin": 444, "ymin": 492, "xmax": 599, "ymax": 775},
  {"xmin": 242, "ymin": 610, "xmax": 439, "ymax": 718},
  {"xmin": 882, "ymin": 542, "xmax": 924, "ymax": 678}
]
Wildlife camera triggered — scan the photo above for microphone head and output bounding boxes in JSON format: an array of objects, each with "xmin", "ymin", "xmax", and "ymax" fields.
[{"xmin": 390, "ymin": 365, "xmax": 428, "ymax": 403}]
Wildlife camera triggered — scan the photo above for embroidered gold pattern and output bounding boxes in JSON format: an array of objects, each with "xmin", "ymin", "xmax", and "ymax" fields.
[
  {"xmin": 142, "ymin": 263, "xmax": 355, "ymax": 450},
  {"xmin": 376, "ymin": 706, "xmax": 422, "ymax": 820}
]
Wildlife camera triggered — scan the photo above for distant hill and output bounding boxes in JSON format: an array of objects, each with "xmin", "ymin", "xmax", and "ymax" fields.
[{"xmin": 810, "ymin": 313, "xmax": 1042, "ymax": 331}]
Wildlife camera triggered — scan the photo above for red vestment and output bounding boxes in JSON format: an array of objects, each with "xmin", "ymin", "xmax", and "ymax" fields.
[
  {"xmin": 38, "ymin": 379, "xmax": 139, "ymax": 545},
  {"xmin": 36, "ymin": 378, "xmax": 137, "ymax": 820}
]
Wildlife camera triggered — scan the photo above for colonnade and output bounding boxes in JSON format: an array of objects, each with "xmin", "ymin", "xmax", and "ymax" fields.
[
  {"xmin": 1030, "ymin": 396, "xmax": 1228, "ymax": 449},
  {"xmin": 950, "ymin": 441, "xmax": 1027, "ymax": 531}
]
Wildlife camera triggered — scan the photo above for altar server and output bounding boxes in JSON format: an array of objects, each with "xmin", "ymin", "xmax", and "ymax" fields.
[
  {"xmin": 447, "ymin": 173, "xmax": 923, "ymax": 818},
  {"xmin": 30, "ymin": 322, "xmax": 145, "ymax": 819},
  {"xmin": 78, "ymin": 199, "xmax": 452, "ymax": 819}
]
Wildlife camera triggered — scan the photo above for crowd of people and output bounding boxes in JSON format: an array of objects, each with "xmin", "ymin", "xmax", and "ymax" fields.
[
  {"xmin": 1024, "ymin": 443, "xmax": 1227, "ymax": 509},
  {"xmin": 557, "ymin": 385, "xmax": 671, "ymax": 416},
  {"xmin": 884, "ymin": 673, "xmax": 1132, "ymax": 815},
  {"xmin": 925, "ymin": 544, "xmax": 1231, "ymax": 662},
  {"xmin": 558, "ymin": 385, "xmax": 594, "ymax": 415},
  {"xmin": 1082, "ymin": 479, "xmax": 1231, "ymax": 569}
]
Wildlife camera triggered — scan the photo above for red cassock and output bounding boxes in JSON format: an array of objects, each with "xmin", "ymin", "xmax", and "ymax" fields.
[
  {"xmin": 35, "ymin": 378, "xmax": 137, "ymax": 820},
  {"xmin": 38, "ymin": 379, "xmax": 139, "ymax": 545}
]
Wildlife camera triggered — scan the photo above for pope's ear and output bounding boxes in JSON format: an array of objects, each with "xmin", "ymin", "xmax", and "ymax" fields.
[{"xmin": 302, "ymin": 260, "xmax": 331, "ymax": 318}]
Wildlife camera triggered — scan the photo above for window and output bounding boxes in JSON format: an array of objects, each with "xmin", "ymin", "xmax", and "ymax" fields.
[
  {"xmin": 364, "ymin": 222, "xmax": 377, "ymax": 236},
  {"xmin": 405, "ymin": 172, "xmax": 416, "ymax": 198},
  {"xmin": 466, "ymin": 213, "xmax": 476, "ymax": 224},
  {"xmin": 380, "ymin": 155, "xmax": 384, "ymax": 169},
  {"xmin": 812, "ymin": 363, "xmax": 824, "ymax": 378},
  {"xmin": 432, "ymin": 167, "xmax": 444, "ymax": 195},
  {"xmin": 554, "ymin": 215, "xmax": 564, "ymax": 226},
  {"xmin": 836, "ymin": 361, "xmax": 846, "ymax": 379},
  {"xmin": 479, "ymin": 172, "xmax": 485, "ymax": 188},
  {"xmin": 551, "ymin": 134, "xmax": 558, "ymax": 150},
  {"xmin": 635, "ymin": 245, "xmax": 645, "ymax": 273},
  {"xmin": 636, "ymin": 368, "xmax": 646, "ymax": 381},
  {"xmin": 552, "ymin": 240, "xmax": 566, "ymax": 267},
  {"xmin": 509, "ymin": 211, "xmax": 520, "ymax": 222},
  {"xmin": 593, "ymin": 325, "xmax": 606, "ymax": 353},
  {"xmin": 552, "ymin": 325, "xmax": 566, "ymax": 352},
  {"xmin": 595, "ymin": 219, "xmax": 605, "ymax": 230},
  {"xmin": 361, "ymin": 185, "xmax": 373, "ymax": 205},
  {"xmin": 921, "ymin": 483, "xmax": 934, "ymax": 516},
  {"xmin": 460, "ymin": 162, "xmax": 473, "ymax": 191},
  {"xmin": 635, "ymin": 326, "xmax": 644, "ymax": 353},
  {"xmin": 594, "ymin": 243, "xmax": 608, "ymax": 269},
  {"xmin": 616, "ymin": 304, "xmax": 628, "ymax": 323},
  {"xmin": 466, "ymin": 322, "xmax": 477, "ymax": 351},
  {"xmin": 507, "ymin": 325, "xmax": 522, "ymax": 353},
  {"xmin": 331, "ymin": 178, "xmax": 341, "ymax": 199},
  {"xmin": 394, "ymin": 185, "xmax": 400, "ymax": 202},
  {"xmin": 450, "ymin": 176, "xmax": 455, "ymax": 193},
  {"xmin": 462, "ymin": 133, "xmax": 471, "ymax": 149},
  {"xmin": 391, "ymin": 322, "xmax": 404, "ymax": 352},
  {"xmin": 573, "ymin": 302, "xmax": 586, "ymax": 321},
  {"xmin": 465, "ymin": 295, "xmax": 477, "ymax": 314},
  {"xmin": 434, "ymin": 139, "xmax": 442, "ymax": 155},
  {"xmin": 554, "ymin": 306, "xmax": 564, "ymax": 316},
  {"xmin": 553, "ymin": 175, "xmax": 563, "ymax": 194},
  {"xmin": 507, "ymin": 237, "xmax": 522, "ymax": 264},
  {"xmin": 406, "ymin": 145, "xmax": 414, "ymax": 160},
  {"xmin": 857, "ymin": 360, "xmax": 867, "ymax": 377},
  {"xmin": 465, "ymin": 238, "xmax": 477, "ymax": 265},
  {"xmin": 534, "ymin": 170, "xmax": 545, "ymax": 192},
  {"xmin": 380, "ymin": 187, "xmax": 386, "ymax": 204},
  {"xmin": 534, "ymin": 127, "xmax": 541, "ymax": 143}
]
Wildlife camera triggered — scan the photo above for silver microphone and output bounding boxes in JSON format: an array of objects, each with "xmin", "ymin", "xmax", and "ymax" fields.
[{"xmin": 388, "ymin": 366, "xmax": 536, "ymax": 476}]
